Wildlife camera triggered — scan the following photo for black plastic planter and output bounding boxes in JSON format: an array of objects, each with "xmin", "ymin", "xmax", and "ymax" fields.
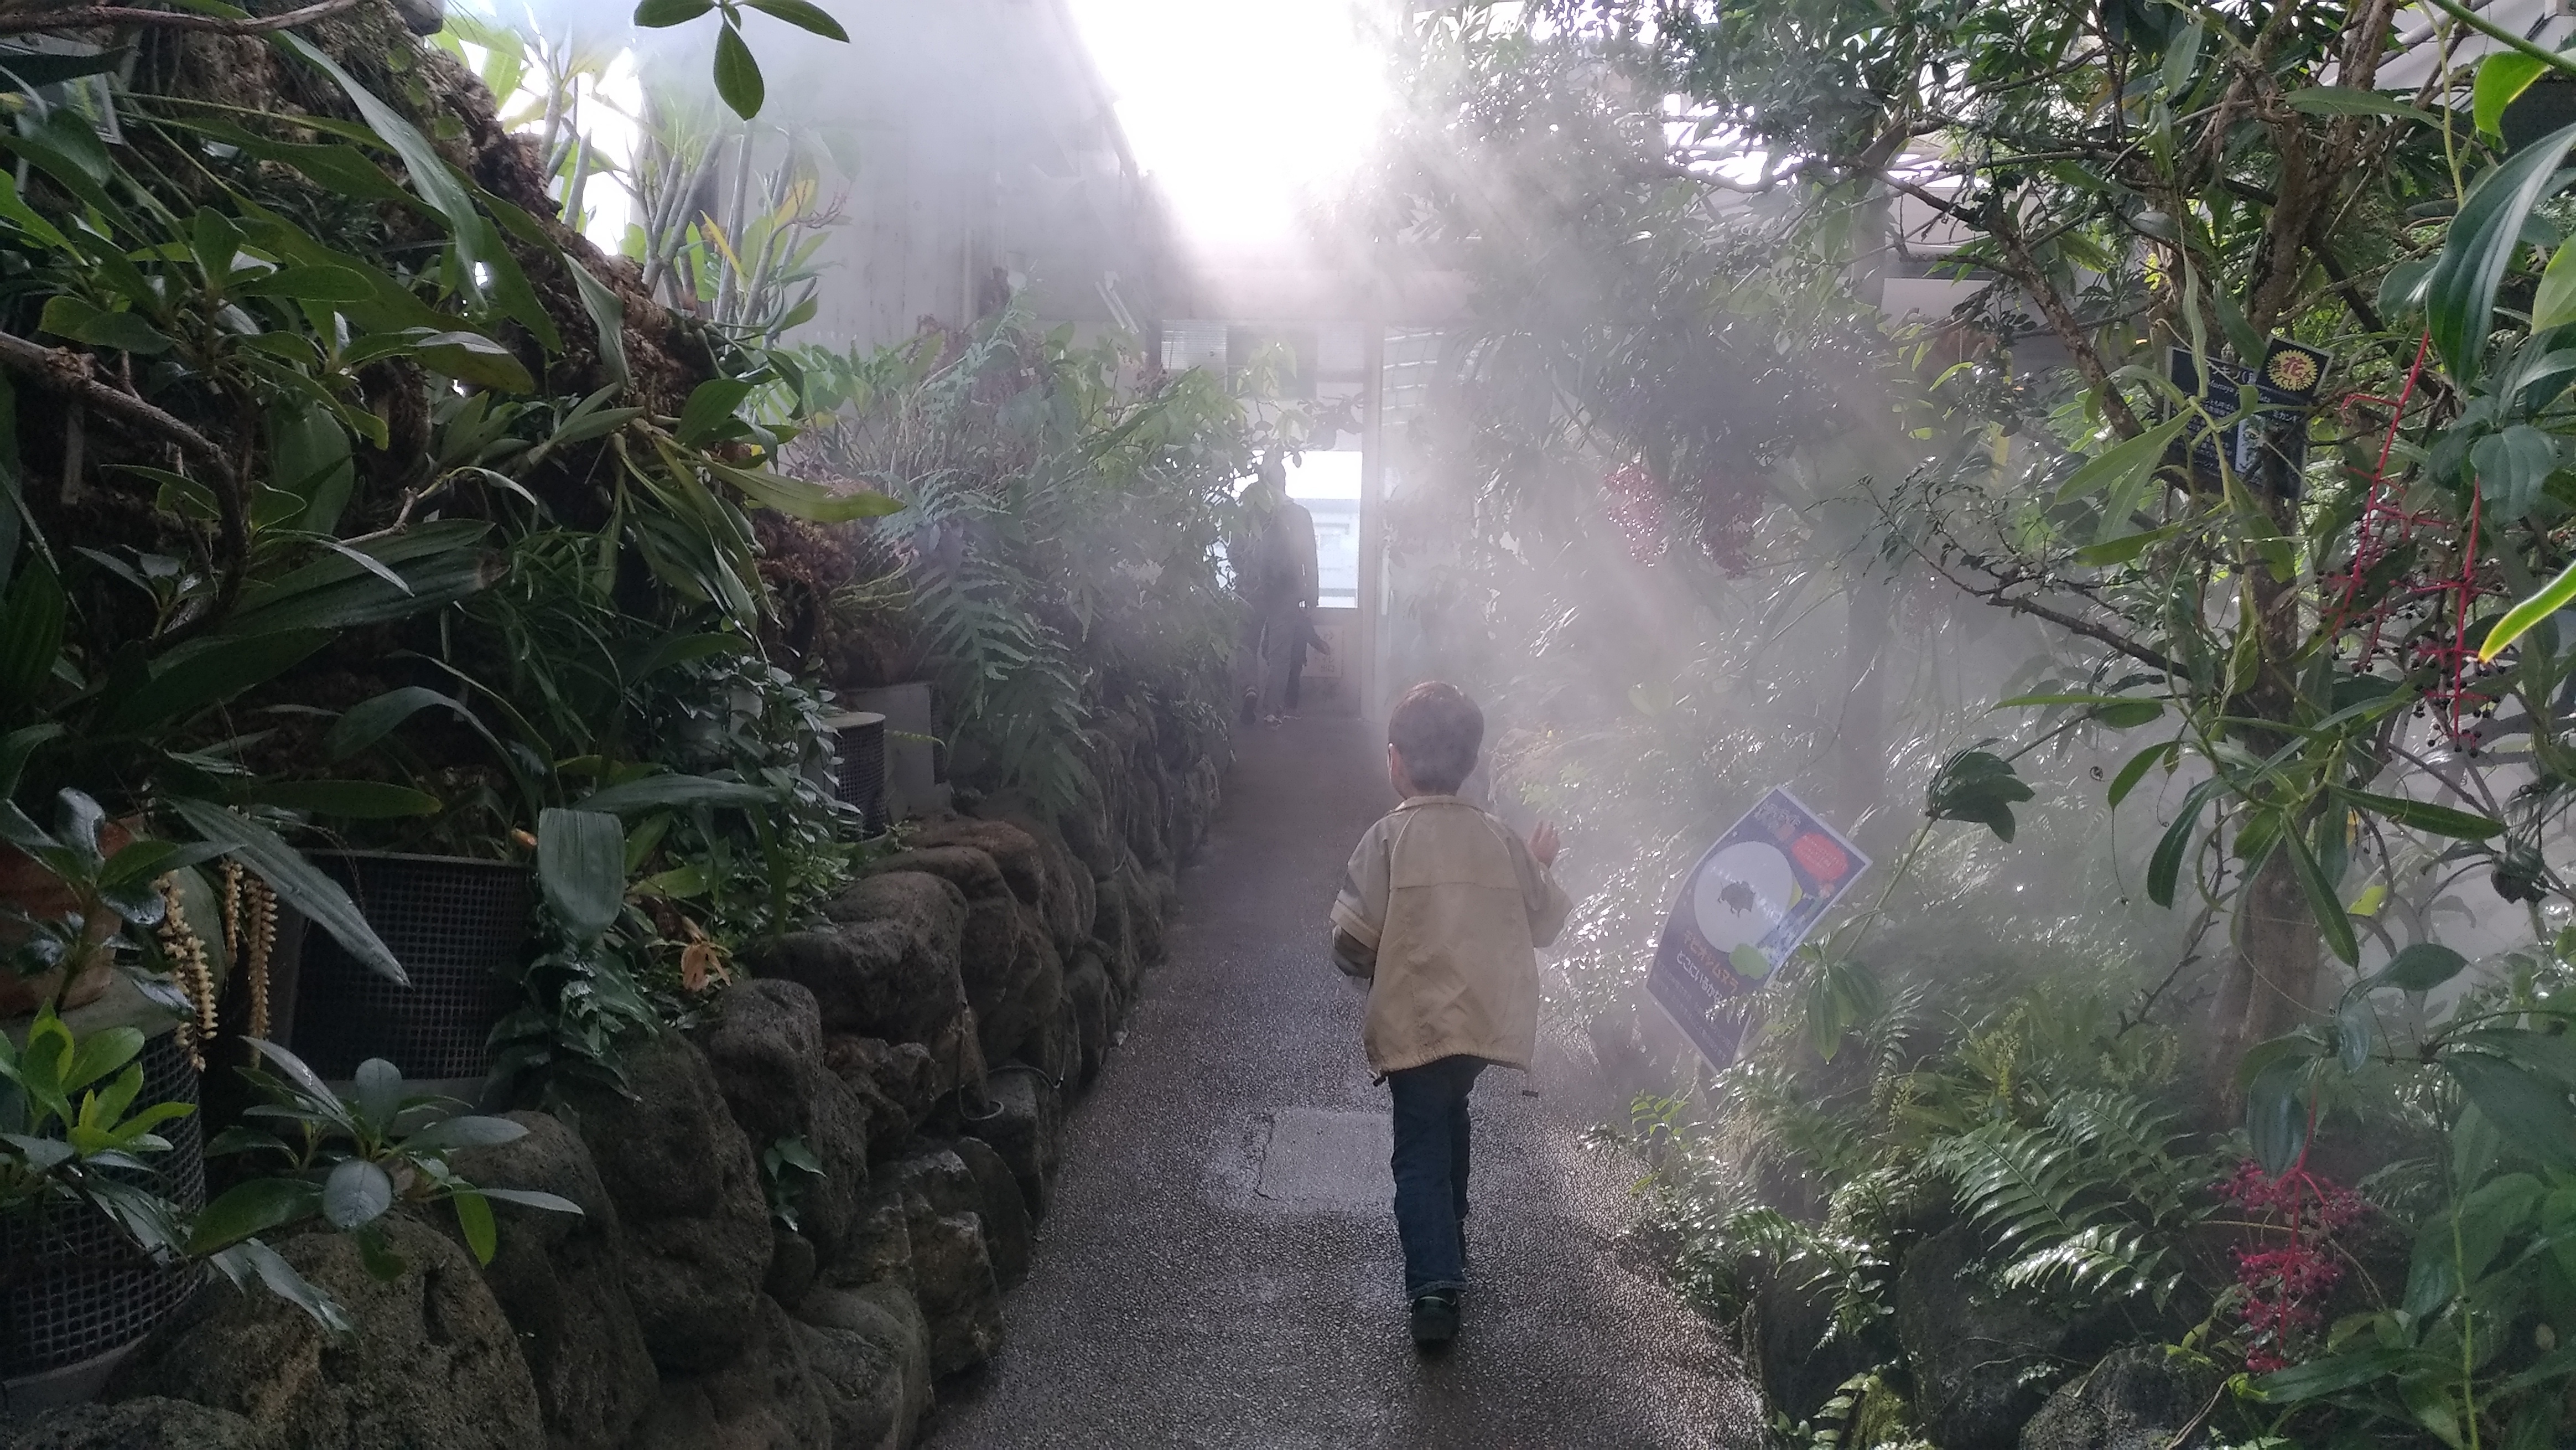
[
  {"xmin": 827, "ymin": 711, "xmax": 890, "ymax": 836},
  {"xmin": 0, "ymin": 1030, "xmax": 205, "ymax": 1380},
  {"xmin": 272, "ymin": 852, "xmax": 531, "ymax": 1085}
]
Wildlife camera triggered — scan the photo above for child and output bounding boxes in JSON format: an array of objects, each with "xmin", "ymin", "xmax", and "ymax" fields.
[{"xmin": 1328, "ymin": 681, "xmax": 1569, "ymax": 1348}]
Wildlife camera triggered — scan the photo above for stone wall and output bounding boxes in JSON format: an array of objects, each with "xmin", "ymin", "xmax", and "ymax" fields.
[{"xmin": 4, "ymin": 718, "xmax": 1224, "ymax": 1450}]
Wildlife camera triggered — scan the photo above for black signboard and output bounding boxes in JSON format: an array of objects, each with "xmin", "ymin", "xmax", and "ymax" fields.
[{"xmin": 2164, "ymin": 339, "xmax": 2328, "ymax": 497}]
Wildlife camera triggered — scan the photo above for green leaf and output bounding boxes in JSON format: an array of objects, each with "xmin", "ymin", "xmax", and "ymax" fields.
[
  {"xmin": 61, "ymin": 1026, "xmax": 142, "ymax": 1096},
  {"xmin": 229, "ymin": 780, "xmax": 442, "ymax": 819},
  {"xmin": 632, "ymin": 0, "xmax": 713, "ymax": 23},
  {"xmin": 2284, "ymin": 827, "xmax": 2360, "ymax": 966},
  {"xmin": 188, "ymin": 1176, "xmax": 320, "ymax": 1254},
  {"xmin": 411, "ymin": 330, "xmax": 535, "ymax": 394},
  {"xmin": 452, "ymin": 1188, "xmax": 496, "ymax": 1264},
  {"xmin": 2146, "ymin": 779, "xmax": 2224, "ymax": 908},
  {"xmin": 741, "ymin": 0, "xmax": 848, "ymax": 40},
  {"xmin": 2478, "ymin": 51, "xmax": 2552, "ymax": 138},
  {"xmin": 245, "ymin": 1038, "xmax": 349, "ymax": 1119},
  {"xmin": 278, "ymin": 37, "xmax": 512, "ymax": 319},
  {"xmin": 2480, "ymin": 552, "xmax": 2576, "ymax": 661},
  {"xmin": 209, "ymin": 1238, "xmax": 352, "ymax": 1335},
  {"xmin": 537, "ymin": 807, "xmax": 625, "ymax": 945},
  {"xmin": 2256, "ymin": 1347, "xmax": 2414, "ymax": 1402},
  {"xmin": 324, "ymin": 686, "xmax": 479, "ymax": 759},
  {"xmin": 38, "ymin": 296, "xmax": 172, "ymax": 356},
  {"xmin": 2378, "ymin": 941, "xmax": 2470, "ymax": 992},
  {"xmin": 351, "ymin": 1057, "xmax": 402, "ymax": 1127},
  {"xmin": 0, "ymin": 170, "xmax": 68, "ymax": 250},
  {"xmin": 676, "ymin": 377, "xmax": 754, "ymax": 447},
  {"xmin": 0, "ymin": 560, "xmax": 65, "ymax": 703},
  {"xmin": 100, "ymin": 630, "xmax": 331, "ymax": 732},
  {"xmin": 2283, "ymin": 87, "xmax": 2442, "ymax": 126},
  {"xmin": 569, "ymin": 263, "xmax": 629, "ymax": 391},
  {"xmin": 1923, "ymin": 748, "xmax": 2034, "ymax": 842},
  {"xmin": 2052, "ymin": 413, "xmax": 2191, "ymax": 505},
  {"xmin": 2448, "ymin": 1052, "xmax": 2576, "ymax": 1168},
  {"xmin": 2426, "ymin": 118, "xmax": 2576, "ymax": 384},
  {"xmin": 406, "ymin": 1114, "xmax": 526, "ymax": 1150},
  {"xmin": 232, "ymin": 265, "xmax": 377, "ymax": 304},
  {"xmin": 321, "ymin": 1158, "xmax": 394, "ymax": 1230},
  {"xmin": 2246, "ymin": 1053, "xmax": 2314, "ymax": 1174},
  {"xmin": 2073, "ymin": 518, "xmax": 2189, "ymax": 568},
  {"xmin": 268, "ymin": 402, "xmax": 356, "ymax": 536},
  {"xmin": 2473, "ymin": 423, "xmax": 2559, "ymax": 520},
  {"xmin": 573, "ymin": 773, "xmax": 771, "ymax": 815},
  {"xmin": 2334, "ymin": 788, "xmax": 2505, "ymax": 838},
  {"xmin": 476, "ymin": 1185, "xmax": 584, "ymax": 1215},
  {"xmin": 2458, "ymin": 1027, "xmax": 2576, "ymax": 1088},
  {"xmin": 2536, "ymin": 237, "xmax": 2576, "ymax": 333},
  {"xmin": 226, "ymin": 521, "xmax": 496, "ymax": 635},
  {"xmin": 2161, "ymin": 17, "xmax": 2204, "ymax": 96},
  {"xmin": 702, "ymin": 460, "xmax": 906, "ymax": 521},
  {"xmin": 2336, "ymin": 991, "xmax": 2377, "ymax": 1074},
  {"xmin": 2106, "ymin": 740, "xmax": 2178, "ymax": 808},
  {"xmin": 166, "ymin": 798, "xmax": 407, "ymax": 986},
  {"xmin": 713, "ymin": 23, "xmax": 765, "ymax": 120}
]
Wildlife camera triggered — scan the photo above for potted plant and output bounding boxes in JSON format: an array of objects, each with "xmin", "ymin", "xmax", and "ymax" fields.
[{"xmin": 263, "ymin": 851, "xmax": 532, "ymax": 1091}]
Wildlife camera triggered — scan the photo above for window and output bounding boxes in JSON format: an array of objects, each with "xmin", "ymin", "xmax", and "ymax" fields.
[{"xmin": 1284, "ymin": 451, "xmax": 1361, "ymax": 609}]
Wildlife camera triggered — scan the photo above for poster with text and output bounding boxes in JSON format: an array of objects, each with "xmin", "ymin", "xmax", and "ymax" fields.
[{"xmin": 1647, "ymin": 788, "xmax": 1872, "ymax": 1069}]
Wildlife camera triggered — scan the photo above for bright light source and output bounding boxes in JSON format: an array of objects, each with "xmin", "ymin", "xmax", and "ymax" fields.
[
  {"xmin": 1285, "ymin": 450, "xmax": 1363, "ymax": 500},
  {"xmin": 1063, "ymin": 0, "xmax": 1388, "ymax": 250}
]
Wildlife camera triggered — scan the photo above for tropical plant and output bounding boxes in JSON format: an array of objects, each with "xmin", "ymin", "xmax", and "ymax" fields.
[
  {"xmin": 3, "ymin": 1005, "xmax": 575, "ymax": 1335},
  {"xmin": 786, "ymin": 304, "xmax": 1287, "ymax": 814},
  {"xmin": 195, "ymin": 1041, "xmax": 581, "ymax": 1326}
]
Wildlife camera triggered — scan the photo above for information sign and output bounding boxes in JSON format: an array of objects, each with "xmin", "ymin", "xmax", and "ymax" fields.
[
  {"xmin": 1645, "ymin": 788, "xmax": 1872, "ymax": 1069},
  {"xmin": 2164, "ymin": 339, "xmax": 2329, "ymax": 497}
]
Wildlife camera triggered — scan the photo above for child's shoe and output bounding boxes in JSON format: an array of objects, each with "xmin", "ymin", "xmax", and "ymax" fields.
[{"xmin": 1409, "ymin": 1291, "xmax": 1460, "ymax": 1348}]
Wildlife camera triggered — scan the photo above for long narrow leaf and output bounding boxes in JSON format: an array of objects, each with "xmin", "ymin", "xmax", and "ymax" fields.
[
  {"xmin": 2426, "ymin": 118, "xmax": 2576, "ymax": 382},
  {"xmin": 2283, "ymin": 825, "xmax": 2361, "ymax": 966},
  {"xmin": 165, "ymin": 798, "xmax": 407, "ymax": 985}
]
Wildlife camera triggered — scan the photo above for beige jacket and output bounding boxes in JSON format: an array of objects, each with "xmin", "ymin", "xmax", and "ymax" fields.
[{"xmin": 1328, "ymin": 795, "xmax": 1571, "ymax": 1074}]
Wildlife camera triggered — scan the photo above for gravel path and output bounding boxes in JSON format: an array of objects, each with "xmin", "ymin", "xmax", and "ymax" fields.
[{"xmin": 928, "ymin": 715, "xmax": 1765, "ymax": 1449}]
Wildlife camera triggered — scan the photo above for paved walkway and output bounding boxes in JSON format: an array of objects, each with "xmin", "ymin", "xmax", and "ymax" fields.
[{"xmin": 930, "ymin": 716, "xmax": 1763, "ymax": 1449}]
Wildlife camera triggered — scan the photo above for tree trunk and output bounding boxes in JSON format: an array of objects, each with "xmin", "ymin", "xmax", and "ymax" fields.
[
  {"xmin": 2206, "ymin": 845, "xmax": 2323, "ymax": 1111},
  {"xmin": 2208, "ymin": 522, "xmax": 2326, "ymax": 1114}
]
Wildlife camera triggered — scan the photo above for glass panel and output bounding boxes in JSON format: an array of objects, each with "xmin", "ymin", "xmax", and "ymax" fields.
[{"xmin": 1283, "ymin": 450, "xmax": 1361, "ymax": 609}]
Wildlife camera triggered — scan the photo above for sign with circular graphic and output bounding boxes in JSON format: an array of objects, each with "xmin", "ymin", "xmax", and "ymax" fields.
[{"xmin": 1647, "ymin": 788, "xmax": 1873, "ymax": 1068}]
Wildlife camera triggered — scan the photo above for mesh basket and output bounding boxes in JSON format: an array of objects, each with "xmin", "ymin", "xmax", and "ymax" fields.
[
  {"xmin": 831, "ymin": 714, "xmax": 889, "ymax": 835},
  {"xmin": 287, "ymin": 852, "xmax": 529, "ymax": 1082},
  {"xmin": 1, "ymin": 1032, "xmax": 205, "ymax": 1376}
]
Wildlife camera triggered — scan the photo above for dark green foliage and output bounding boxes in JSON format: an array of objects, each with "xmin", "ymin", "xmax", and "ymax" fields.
[{"xmin": 1924, "ymin": 750, "xmax": 2035, "ymax": 843}]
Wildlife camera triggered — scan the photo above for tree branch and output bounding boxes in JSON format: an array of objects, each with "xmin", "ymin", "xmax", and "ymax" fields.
[
  {"xmin": 1868, "ymin": 167, "xmax": 2147, "ymax": 436},
  {"xmin": 0, "ymin": 0, "xmax": 360, "ymax": 35},
  {"xmin": 0, "ymin": 330, "xmax": 245, "ymax": 641}
]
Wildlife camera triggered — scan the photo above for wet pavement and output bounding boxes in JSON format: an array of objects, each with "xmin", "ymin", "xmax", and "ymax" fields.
[{"xmin": 928, "ymin": 715, "xmax": 1765, "ymax": 1449}]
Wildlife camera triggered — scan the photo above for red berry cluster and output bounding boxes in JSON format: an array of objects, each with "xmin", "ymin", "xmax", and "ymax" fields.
[
  {"xmin": 1599, "ymin": 462, "xmax": 1668, "ymax": 564},
  {"xmin": 2217, "ymin": 1159, "xmax": 2371, "ymax": 1373}
]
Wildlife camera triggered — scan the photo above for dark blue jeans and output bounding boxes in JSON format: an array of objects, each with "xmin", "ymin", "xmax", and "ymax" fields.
[{"xmin": 1387, "ymin": 1054, "xmax": 1487, "ymax": 1298}]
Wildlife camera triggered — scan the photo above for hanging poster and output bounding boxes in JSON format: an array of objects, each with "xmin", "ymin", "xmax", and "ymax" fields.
[
  {"xmin": 2163, "ymin": 339, "xmax": 2329, "ymax": 498},
  {"xmin": 1645, "ymin": 788, "xmax": 1872, "ymax": 1069}
]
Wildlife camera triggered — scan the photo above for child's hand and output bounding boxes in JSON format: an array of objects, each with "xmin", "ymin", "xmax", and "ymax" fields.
[{"xmin": 1528, "ymin": 821, "xmax": 1560, "ymax": 870}]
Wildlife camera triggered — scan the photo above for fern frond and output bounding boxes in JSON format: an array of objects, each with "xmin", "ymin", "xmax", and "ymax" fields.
[
  {"xmin": 1930, "ymin": 1121, "xmax": 2103, "ymax": 1252},
  {"xmin": 1997, "ymin": 1223, "xmax": 2176, "ymax": 1307}
]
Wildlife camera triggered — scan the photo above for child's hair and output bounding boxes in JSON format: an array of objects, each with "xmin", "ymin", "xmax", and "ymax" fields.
[{"xmin": 1389, "ymin": 681, "xmax": 1483, "ymax": 795}]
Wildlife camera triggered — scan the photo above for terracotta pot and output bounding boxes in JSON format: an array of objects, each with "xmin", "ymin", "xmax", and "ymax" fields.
[{"xmin": 0, "ymin": 820, "xmax": 139, "ymax": 1018}]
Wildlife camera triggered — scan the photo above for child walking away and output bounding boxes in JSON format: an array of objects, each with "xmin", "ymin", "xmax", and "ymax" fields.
[{"xmin": 1327, "ymin": 682, "xmax": 1569, "ymax": 1349}]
